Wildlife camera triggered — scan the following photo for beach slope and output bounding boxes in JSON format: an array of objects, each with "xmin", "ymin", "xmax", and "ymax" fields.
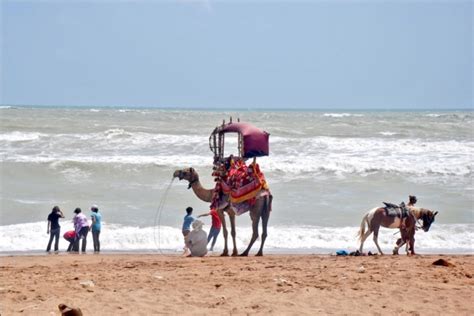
[{"xmin": 1, "ymin": 254, "xmax": 472, "ymax": 315}]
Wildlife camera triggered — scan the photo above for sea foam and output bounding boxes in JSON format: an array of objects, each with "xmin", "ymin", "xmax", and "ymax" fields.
[{"xmin": 1, "ymin": 222, "xmax": 472, "ymax": 254}]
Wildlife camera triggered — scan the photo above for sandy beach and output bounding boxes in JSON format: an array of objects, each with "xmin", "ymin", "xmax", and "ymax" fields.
[{"xmin": 0, "ymin": 253, "xmax": 472, "ymax": 315}]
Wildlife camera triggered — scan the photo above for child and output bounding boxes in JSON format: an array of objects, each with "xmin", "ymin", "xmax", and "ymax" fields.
[
  {"xmin": 198, "ymin": 208, "xmax": 221, "ymax": 251},
  {"xmin": 182, "ymin": 207, "xmax": 195, "ymax": 255},
  {"xmin": 63, "ymin": 230, "xmax": 76, "ymax": 252}
]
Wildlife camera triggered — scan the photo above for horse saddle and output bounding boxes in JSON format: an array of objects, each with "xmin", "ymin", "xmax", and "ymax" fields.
[{"xmin": 383, "ymin": 202, "xmax": 409, "ymax": 218}]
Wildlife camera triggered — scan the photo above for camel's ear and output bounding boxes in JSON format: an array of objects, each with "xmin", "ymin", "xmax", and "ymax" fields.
[{"xmin": 434, "ymin": 211, "xmax": 438, "ymax": 216}]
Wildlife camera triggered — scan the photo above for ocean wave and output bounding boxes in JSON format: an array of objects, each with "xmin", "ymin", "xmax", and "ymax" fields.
[
  {"xmin": 1, "ymin": 134, "xmax": 472, "ymax": 178},
  {"xmin": 0, "ymin": 131, "xmax": 46, "ymax": 142},
  {"xmin": 0, "ymin": 222, "xmax": 471, "ymax": 253},
  {"xmin": 323, "ymin": 113, "xmax": 364, "ymax": 118},
  {"xmin": 379, "ymin": 131, "xmax": 398, "ymax": 136},
  {"xmin": 0, "ymin": 106, "xmax": 12, "ymax": 109}
]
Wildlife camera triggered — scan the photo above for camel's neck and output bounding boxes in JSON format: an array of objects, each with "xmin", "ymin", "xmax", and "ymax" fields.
[{"xmin": 190, "ymin": 180, "xmax": 213, "ymax": 203}]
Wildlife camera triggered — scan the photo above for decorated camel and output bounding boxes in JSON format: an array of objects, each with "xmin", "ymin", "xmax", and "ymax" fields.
[
  {"xmin": 173, "ymin": 119, "xmax": 272, "ymax": 256},
  {"xmin": 173, "ymin": 167, "xmax": 272, "ymax": 256}
]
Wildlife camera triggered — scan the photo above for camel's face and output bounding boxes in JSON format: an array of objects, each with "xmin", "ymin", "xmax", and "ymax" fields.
[{"xmin": 173, "ymin": 168, "xmax": 197, "ymax": 183}]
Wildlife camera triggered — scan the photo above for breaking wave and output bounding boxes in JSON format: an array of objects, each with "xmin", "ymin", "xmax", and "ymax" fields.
[
  {"xmin": 0, "ymin": 222, "xmax": 472, "ymax": 254},
  {"xmin": 1, "ymin": 131, "xmax": 472, "ymax": 179}
]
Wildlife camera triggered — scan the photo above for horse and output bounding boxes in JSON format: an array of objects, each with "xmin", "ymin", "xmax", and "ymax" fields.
[{"xmin": 358, "ymin": 203, "xmax": 438, "ymax": 255}]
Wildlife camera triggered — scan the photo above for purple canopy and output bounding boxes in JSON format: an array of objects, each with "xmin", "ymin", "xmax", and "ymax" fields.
[{"xmin": 219, "ymin": 122, "xmax": 270, "ymax": 158}]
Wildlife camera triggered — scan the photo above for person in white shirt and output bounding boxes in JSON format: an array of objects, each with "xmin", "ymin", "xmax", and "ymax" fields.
[{"xmin": 185, "ymin": 220, "xmax": 208, "ymax": 257}]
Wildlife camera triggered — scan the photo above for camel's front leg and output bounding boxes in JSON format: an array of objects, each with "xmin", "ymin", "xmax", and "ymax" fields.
[
  {"xmin": 229, "ymin": 212, "xmax": 238, "ymax": 256},
  {"xmin": 217, "ymin": 209, "xmax": 229, "ymax": 256}
]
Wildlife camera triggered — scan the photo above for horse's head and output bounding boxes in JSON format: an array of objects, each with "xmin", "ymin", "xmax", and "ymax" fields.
[
  {"xmin": 173, "ymin": 167, "xmax": 199, "ymax": 189},
  {"xmin": 420, "ymin": 209, "xmax": 438, "ymax": 232}
]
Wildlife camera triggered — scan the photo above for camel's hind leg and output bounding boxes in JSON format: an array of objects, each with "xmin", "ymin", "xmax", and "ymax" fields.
[
  {"xmin": 256, "ymin": 197, "xmax": 270, "ymax": 256},
  {"xmin": 240, "ymin": 212, "xmax": 260, "ymax": 257}
]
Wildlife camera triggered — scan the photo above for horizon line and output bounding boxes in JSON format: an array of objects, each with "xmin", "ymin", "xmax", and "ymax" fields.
[{"xmin": 1, "ymin": 103, "xmax": 473, "ymax": 112}]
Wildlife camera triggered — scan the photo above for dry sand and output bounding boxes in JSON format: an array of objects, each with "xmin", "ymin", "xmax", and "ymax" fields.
[{"xmin": 0, "ymin": 253, "xmax": 473, "ymax": 315}]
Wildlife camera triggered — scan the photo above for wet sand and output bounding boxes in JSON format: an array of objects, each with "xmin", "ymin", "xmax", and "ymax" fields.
[{"xmin": 0, "ymin": 254, "xmax": 473, "ymax": 315}]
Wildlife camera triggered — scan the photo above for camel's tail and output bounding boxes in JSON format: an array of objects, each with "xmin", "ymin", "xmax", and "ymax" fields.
[{"xmin": 357, "ymin": 212, "xmax": 369, "ymax": 241}]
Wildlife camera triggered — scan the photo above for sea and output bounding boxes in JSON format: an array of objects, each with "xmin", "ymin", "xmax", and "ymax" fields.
[{"xmin": 0, "ymin": 106, "xmax": 473, "ymax": 254}]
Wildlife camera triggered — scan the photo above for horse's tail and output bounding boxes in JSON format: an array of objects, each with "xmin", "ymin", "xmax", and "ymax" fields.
[{"xmin": 357, "ymin": 212, "xmax": 369, "ymax": 240}]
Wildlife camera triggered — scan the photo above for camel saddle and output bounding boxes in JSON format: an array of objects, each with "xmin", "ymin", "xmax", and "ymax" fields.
[{"xmin": 383, "ymin": 202, "xmax": 409, "ymax": 218}]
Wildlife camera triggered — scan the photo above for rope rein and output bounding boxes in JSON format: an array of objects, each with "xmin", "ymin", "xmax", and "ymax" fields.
[{"xmin": 153, "ymin": 178, "xmax": 175, "ymax": 254}]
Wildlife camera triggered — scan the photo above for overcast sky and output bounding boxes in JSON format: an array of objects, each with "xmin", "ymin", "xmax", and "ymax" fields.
[{"xmin": 1, "ymin": 0, "xmax": 472, "ymax": 109}]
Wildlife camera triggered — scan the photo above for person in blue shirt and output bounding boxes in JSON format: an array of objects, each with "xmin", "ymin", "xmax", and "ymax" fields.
[
  {"xmin": 90, "ymin": 204, "xmax": 102, "ymax": 253},
  {"xmin": 182, "ymin": 206, "xmax": 195, "ymax": 255}
]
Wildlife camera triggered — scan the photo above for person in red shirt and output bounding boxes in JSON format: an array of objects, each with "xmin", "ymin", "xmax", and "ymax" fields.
[
  {"xmin": 198, "ymin": 209, "xmax": 222, "ymax": 252},
  {"xmin": 63, "ymin": 230, "xmax": 76, "ymax": 252}
]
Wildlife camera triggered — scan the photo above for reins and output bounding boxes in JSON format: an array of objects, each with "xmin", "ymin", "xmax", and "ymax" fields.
[{"xmin": 153, "ymin": 178, "xmax": 175, "ymax": 254}]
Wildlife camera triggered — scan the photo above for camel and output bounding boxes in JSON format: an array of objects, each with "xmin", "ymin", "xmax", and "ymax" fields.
[{"xmin": 173, "ymin": 167, "xmax": 272, "ymax": 256}]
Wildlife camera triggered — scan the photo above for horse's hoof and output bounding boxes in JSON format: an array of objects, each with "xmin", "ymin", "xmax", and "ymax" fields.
[
  {"xmin": 392, "ymin": 249, "xmax": 399, "ymax": 255},
  {"xmin": 220, "ymin": 252, "xmax": 229, "ymax": 257},
  {"xmin": 255, "ymin": 252, "xmax": 263, "ymax": 257},
  {"xmin": 231, "ymin": 252, "xmax": 238, "ymax": 257},
  {"xmin": 239, "ymin": 252, "xmax": 249, "ymax": 257}
]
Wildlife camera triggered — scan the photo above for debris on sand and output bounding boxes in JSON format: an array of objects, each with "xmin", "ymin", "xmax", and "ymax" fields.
[{"xmin": 432, "ymin": 259, "xmax": 455, "ymax": 267}]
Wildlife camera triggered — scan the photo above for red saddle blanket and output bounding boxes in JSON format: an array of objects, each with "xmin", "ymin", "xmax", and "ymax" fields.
[{"xmin": 218, "ymin": 160, "xmax": 268, "ymax": 204}]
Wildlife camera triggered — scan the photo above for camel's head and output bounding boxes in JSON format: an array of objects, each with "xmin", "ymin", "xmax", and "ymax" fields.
[
  {"xmin": 173, "ymin": 168, "xmax": 199, "ymax": 189},
  {"xmin": 420, "ymin": 209, "xmax": 438, "ymax": 232}
]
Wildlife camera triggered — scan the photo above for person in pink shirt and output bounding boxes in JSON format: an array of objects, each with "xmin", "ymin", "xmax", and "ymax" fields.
[{"xmin": 72, "ymin": 208, "xmax": 89, "ymax": 253}]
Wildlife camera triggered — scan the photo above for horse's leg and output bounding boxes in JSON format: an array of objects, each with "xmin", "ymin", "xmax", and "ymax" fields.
[
  {"xmin": 359, "ymin": 229, "xmax": 372, "ymax": 253},
  {"xmin": 372, "ymin": 227, "xmax": 384, "ymax": 255},
  {"xmin": 359, "ymin": 214, "xmax": 373, "ymax": 253},
  {"xmin": 256, "ymin": 196, "xmax": 270, "ymax": 256},
  {"xmin": 229, "ymin": 212, "xmax": 238, "ymax": 256},
  {"xmin": 240, "ymin": 211, "xmax": 260, "ymax": 257},
  {"xmin": 218, "ymin": 210, "xmax": 229, "ymax": 256}
]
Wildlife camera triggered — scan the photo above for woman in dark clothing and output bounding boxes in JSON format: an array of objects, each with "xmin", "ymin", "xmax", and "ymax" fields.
[{"xmin": 46, "ymin": 206, "xmax": 64, "ymax": 252}]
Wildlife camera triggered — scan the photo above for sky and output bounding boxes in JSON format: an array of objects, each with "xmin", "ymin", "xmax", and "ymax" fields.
[{"xmin": 1, "ymin": 0, "xmax": 472, "ymax": 109}]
